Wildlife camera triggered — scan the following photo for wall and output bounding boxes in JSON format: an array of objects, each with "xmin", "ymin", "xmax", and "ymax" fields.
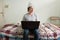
[
  {"xmin": 56, "ymin": 0, "xmax": 60, "ymax": 17},
  {"xmin": 3, "ymin": 0, "xmax": 28, "ymax": 24},
  {"xmin": 31, "ymin": 0, "xmax": 60, "ymax": 23},
  {"xmin": 1, "ymin": 0, "xmax": 60, "ymax": 24},
  {"xmin": 0, "ymin": 0, "xmax": 5, "ymax": 27}
]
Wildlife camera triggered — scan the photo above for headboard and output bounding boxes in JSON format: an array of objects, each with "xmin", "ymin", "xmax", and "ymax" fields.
[{"xmin": 49, "ymin": 16, "xmax": 60, "ymax": 27}]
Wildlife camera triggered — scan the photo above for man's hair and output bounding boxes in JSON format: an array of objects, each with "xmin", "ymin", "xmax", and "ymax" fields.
[{"xmin": 27, "ymin": 6, "xmax": 32, "ymax": 11}]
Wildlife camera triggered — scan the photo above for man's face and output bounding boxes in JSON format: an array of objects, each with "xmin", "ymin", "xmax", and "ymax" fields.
[{"xmin": 28, "ymin": 7, "xmax": 33, "ymax": 14}]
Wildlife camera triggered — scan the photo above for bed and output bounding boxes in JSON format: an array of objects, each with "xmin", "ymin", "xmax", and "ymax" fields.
[
  {"xmin": 38, "ymin": 23, "xmax": 60, "ymax": 40},
  {"xmin": 0, "ymin": 23, "xmax": 60, "ymax": 40},
  {"xmin": 0, "ymin": 24, "xmax": 20, "ymax": 40}
]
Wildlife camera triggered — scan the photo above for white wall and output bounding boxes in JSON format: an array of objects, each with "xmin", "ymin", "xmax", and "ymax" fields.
[
  {"xmin": 0, "ymin": 0, "xmax": 5, "ymax": 27},
  {"xmin": 0, "ymin": 0, "xmax": 2, "ymax": 12},
  {"xmin": 56, "ymin": 0, "xmax": 60, "ymax": 17},
  {"xmin": 31, "ymin": 0, "xmax": 60, "ymax": 23},
  {"xmin": 3, "ymin": 0, "xmax": 28, "ymax": 24},
  {"xmin": 1, "ymin": 0, "xmax": 60, "ymax": 24}
]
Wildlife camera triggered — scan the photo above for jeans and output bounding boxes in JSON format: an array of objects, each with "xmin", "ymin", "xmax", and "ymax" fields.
[{"xmin": 23, "ymin": 29, "xmax": 39, "ymax": 40}]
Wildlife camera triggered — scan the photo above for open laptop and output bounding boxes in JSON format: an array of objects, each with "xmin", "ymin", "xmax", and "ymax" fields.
[{"xmin": 21, "ymin": 21, "xmax": 40, "ymax": 29}]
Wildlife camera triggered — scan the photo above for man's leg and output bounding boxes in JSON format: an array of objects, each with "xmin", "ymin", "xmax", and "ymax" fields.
[
  {"xmin": 33, "ymin": 29, "xmax": 39, "ymax": 40},
  {"xmin": 23, "ymin": 29, "xmax": 29, "ymax": 40}
]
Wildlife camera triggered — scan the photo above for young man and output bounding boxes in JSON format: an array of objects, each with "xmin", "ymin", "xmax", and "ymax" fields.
[{"xmin": 22, "ymin": 6, "xmax": 39, "ymax": 40}]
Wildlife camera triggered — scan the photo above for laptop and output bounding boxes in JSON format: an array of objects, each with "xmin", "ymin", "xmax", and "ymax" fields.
[{"xmin": 21, "ymin": 21, "xmax": 40, "ymax": 29}]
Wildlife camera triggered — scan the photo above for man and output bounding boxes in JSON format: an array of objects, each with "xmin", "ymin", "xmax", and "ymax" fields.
[{"xmin": 22, "ymin": 6, "xmax": 39, "ymax": 40}]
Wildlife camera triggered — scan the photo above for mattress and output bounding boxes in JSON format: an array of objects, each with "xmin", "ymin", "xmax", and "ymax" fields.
[
  {"xmin": 38, "ymin": 23, "xmax": 60, "ymax": 40},
  {"xmin": 0, "ymin": 23, "xmax": 60, "ymax": 40},
  {"xmin": 0, "ymin": 24, "xmax": 18, "ymax": 40}
]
